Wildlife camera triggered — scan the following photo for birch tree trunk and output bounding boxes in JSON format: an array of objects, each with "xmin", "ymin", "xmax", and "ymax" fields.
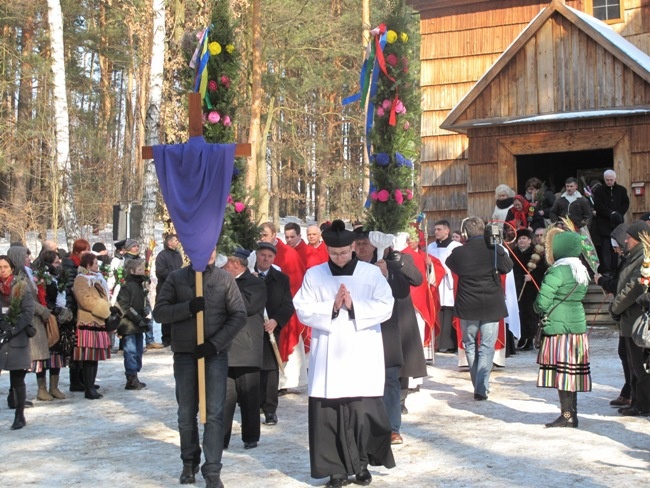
[
  {"xmin": 47, "ymin": 0, "xmax": 81, "ymax": 243},
  {"xmin": 140, "ymin": 0, "xmax": 165, "ymax": 243}
]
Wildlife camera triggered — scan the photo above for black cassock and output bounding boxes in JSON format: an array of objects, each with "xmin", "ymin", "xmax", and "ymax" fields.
[{"xmin": 308, "ymin": 396, "xmax": 395, "ymax": 479}]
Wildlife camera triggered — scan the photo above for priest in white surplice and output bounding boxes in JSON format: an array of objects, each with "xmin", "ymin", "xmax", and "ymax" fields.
[{"xmin": 293, "ymin": 220, "xmax": 395, "ymax": 488}]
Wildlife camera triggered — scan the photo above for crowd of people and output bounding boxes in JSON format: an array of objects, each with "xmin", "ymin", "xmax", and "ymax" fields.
[{"xmin": 1, "ymin": 169, "xmax": 649, "ymax": 487}]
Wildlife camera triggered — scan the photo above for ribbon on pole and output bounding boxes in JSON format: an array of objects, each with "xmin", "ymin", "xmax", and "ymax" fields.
[{"xmin": 191, "ymin": 27, "xmax": 212, "ymax": 103}]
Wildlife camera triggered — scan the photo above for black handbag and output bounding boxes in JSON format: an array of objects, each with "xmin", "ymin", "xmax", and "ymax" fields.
[{"xmin": 534, "ymin": 282, "xmax": 579, "ymax": 348}]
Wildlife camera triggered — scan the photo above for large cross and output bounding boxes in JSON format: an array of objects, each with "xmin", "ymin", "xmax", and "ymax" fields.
[
  {"xmin": 142, "ymin": 92, "xmax": 251, "ymax": 424},
  {"xmin": 142, "ymin": 92, "xmax": 251, "ymax": 159}
]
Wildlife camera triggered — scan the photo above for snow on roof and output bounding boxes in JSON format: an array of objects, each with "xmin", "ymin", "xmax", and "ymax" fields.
[{"xmin": 566, "ymin": 4, "xmax": 650, "ymax": 73}]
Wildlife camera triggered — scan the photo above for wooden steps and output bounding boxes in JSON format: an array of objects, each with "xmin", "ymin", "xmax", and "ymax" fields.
[{"xmin": 584, "ymin": 284, "xmax": 615, "ymax": 328}]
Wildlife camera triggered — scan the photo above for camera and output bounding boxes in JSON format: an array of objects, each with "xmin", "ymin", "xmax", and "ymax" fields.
[{"xmin": 484, "ymin": 222, "xmax": 503, "ymax": 247}]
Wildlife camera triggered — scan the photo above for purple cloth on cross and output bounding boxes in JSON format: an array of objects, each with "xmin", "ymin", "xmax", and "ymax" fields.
[{"xmin": 153, "ymin": 136, "xmax": 235, "ymax": 272}]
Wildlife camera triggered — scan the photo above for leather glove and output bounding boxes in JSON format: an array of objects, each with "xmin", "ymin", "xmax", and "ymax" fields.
[
  {"xmin": 110, "ymin": 306, "xmax": 122, "ymax": 316},
  {"xmin": 0, "ymin": 328, "xmax": 13, "ymax": 342},
  {"xmin": 189, "ymin": 297, "xmax": 205, "ymax": 315},
  {"xmin": 637, "ymin": 293, "xmax": 650, "ymax": 309},
  {"xmin": 385, "ymin": 250, "xmax": 403, "ymax": 265},
  {"xmin": 137, "ymin": 319, "xmax": 150, "ymax": 331},
  {"xmin": 194, "ymin": 341, "xmax": 216, "ymax": 359}
]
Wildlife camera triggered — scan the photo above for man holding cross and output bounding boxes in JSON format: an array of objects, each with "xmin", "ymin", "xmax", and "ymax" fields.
[{"xmin": 154, "ymin": 248, "xmax": 246, "ymax": 487}]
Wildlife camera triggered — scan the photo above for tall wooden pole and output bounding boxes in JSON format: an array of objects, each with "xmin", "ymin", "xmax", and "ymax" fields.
[{"xmin": 361, "ymin": 0, "xmax": 371, "ymax": 206}]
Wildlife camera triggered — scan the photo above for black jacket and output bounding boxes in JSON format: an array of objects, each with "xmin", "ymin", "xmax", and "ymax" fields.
[
  {"xmin": 592, "ymin": 183, "xmax": 630, "ymax": 236},
  {"xmin": 446, "ymin": 237, "xmax": 513, "ymax": 322},
  {"xmin": 155, "ymin": 246, "xmax": 183, "ymax": 295},
  {"xmin": 257, "ymin": 266, "xmax": 294, "ymax": 370},
  {"xmin": 228, "ymin": 269, "xmax": 267, "ymax": 368},
  {"xmin": 550, "ymin": 194, "xmax": 592, "ymax": 229},
  {"xmin": 116, "ymin": 275, "xmax": 150, "ymax": 336},
  {"xmin": 153, "ymin": 264, "xmax": 246, "ymax": 354}
]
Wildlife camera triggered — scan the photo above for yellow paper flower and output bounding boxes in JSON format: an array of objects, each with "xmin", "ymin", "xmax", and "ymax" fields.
[
  {"xmin": 400, "ymin": 32, "xmax": 409, "ymax": 43},
  {"xmin": 386, "ymin": 30, "xmax": 398, "ymax": 44},
  {"xmin": 208, "ymin": 41, "xmax": 222, "ymax": 56},
  {"xmin": 226, "ymin": 44, "xmax": 235, "ymax": 54}
]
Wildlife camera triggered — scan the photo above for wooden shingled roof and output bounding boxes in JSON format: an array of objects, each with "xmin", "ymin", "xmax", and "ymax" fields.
[{"xmin": 440, "ymin": 0, "xmax": 650, "ymax": 133}]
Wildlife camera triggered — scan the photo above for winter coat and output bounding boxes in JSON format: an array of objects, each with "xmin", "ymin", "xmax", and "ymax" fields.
[
  {"xmin": 610, "ymin": 244, "xmax": 645, "ymax": 337},
  {"xmin": 23, "ymin": 271, "xmax": 51, "ymax": 362},
  {"xmin": 381, "ymin": 254, "xmax": 427, "ymax": 379},
  {"xmin": 155, "ymin": 246, "xmax": 183, "ymax": 295},
  {"xmin": 534, "ymin": 231, "xmax": 589, "ymax": 336},
  {"xmin": 153, "ymin": 264, "xmax": 247, "ymax": 354},
  {"xmin": 258, "ymin": 266, "xmax": 294, "ymax": 370},
  {"xmin": 446, "ymin": 237, "xmax": 513, "ymax": 322},
  {"xmin": 592, "ymin": 183, "xmax": 630, "ymax": 237},
  {"xmin": 0, "ymin": 277, "xmax": 35, "ymax": 371},
  {"xmin": 116, "ymin": 274, "xmax": 150, "ymax": 336},
  {"xmin": 549, "ymin": 193, "xmax": 592, "ymax": 229},
  {"xmin": 228, "ymin": 269, "xmax": 267, "ymax": 368},
  {"xmin": 72, "ymin": 268, "xmax": 111, "ymax": 326}
]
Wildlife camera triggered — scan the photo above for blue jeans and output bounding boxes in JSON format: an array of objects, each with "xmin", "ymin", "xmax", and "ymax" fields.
[
  {"xmin": 173, "ymin": 351, "xmax": 228, "ymax": 477},
  {"xmin": 145, "ymin": 321, "xmax": 155, "ymax": 345},
  {"xmin": 383, "ymin": 366, "xmax": 401, "ymax": 433},
  {"xmin": 460, "ymin": 319, "xmax": 499, "ymax": 397},
  {"xmin": 123, "ymin": 333, "xmax": 143, "ymax": 376}
]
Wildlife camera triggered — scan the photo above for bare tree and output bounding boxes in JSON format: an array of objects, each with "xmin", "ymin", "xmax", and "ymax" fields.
[
  {"xmin": 47, "ymin": 0, "xmax": 80, "ymax": 243},
  {"xmin": 140, "ymin": 0, "xmax": 166, "ymax": 243}
]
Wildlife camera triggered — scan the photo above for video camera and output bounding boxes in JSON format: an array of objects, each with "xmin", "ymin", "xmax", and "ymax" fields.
[{"xmin": 484, "ymin": 222, "xmax": 504, "ymax": 247}]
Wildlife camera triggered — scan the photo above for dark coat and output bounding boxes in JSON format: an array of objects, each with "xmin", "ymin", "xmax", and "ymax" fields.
[
  {"xmin": 116, "ymin": 275, "xmax": 150, "ymax": 336},
  {"xmin": 446, "ymin": 237, "xmax": 513, "ymax": 322},
  {"xmin": 381, "ymin": 253, "xmax": 428, "ymax": 379},
  {"xmin": 549, "ymin": 194, "xmax": 592, "ymax": 229},
  {"xmin": 510, "ymin": 245, "xmax": 546, "ymax": 339},
  {"xmin": 592, "ymin": 183, "xmax": 630, "ymax": 237},
  {"xmin": 228, "ymin": 269, "xmax": 267, "ymax": 368},
  {"xmin": 0, "ymin": 277, "xmax": 35, "ymax": 371},
  {"xmin": 153, "ymin": 264, "xmax": 247, "ymax": 354},
  {"xmin": 610, "ymin": 244, "xmax": 645, "ymax": 337},
  {"xmin": 257, "ymin": 266, "xmax": 294, "ymax": 371},
  {"xmin": 155, "ymin": 246, "xmax": 183, "ymax": 295}
]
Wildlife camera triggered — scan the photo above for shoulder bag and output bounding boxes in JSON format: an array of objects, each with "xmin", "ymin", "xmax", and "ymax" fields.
[{"xmin": 631, "ymin": 309, "xmax": 650, "ymax": 348}]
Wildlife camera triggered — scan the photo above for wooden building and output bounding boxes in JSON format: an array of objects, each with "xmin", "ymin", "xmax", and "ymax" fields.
[{"xmin": 406, "ymin": 0, "xmax": 650, "ymax": 232}]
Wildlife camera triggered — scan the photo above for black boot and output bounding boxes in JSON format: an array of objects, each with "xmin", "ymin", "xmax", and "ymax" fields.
[
  {"xmin": 83, "ymin": 362, "xmax": 102, "ymax": 400},
  {"xmin": 179, "ymin": 463, "xmax": 199, "ymax": 484},
  {"xmin": 545, "ymin": 390, "xmax": 578, "ymax": 428},
  {"xmin": 125, "ymin": 374, "xmax": 144, "ymax": 390},
  {"xmin": 69, "ymin": 361, "xmax": 85, "ymax": 392},
  {"xmin": 7, "ymin": 388, "xmax": 33, "ymax": 409},
  {"xmin": 10, "ymin": 386, "xmax": 26, "ymax": 430}
]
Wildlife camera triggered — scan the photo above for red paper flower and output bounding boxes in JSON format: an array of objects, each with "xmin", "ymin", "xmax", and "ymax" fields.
[
  {"xmin": 394, "ymin": 189, "xmax": 404, "ymax": 204},
  {"xmin": 220, "ymin": 75, "xmax": 231, "ymax": 89},
  {"xmin": 234, "ymin": 202, "xmax": 245, "ymax": 213},
  {"xmin": 405, "ymin": 189, "xmax": 413, "ymax": 200},
  {"xmin": 386, "ymin": 54, "xmax": 398, "ymax": 66},
  {"xmin": 376, "ymin": 106, "xmax": 385, "ymax": 117},
  {"xmin": 371, "ymin": 191, "xmax": 378, "ymax": 201},
  {"xmin": 223, "ymin": 115, "xmax": 232, "ymax": 127},
  {"xmin": 208, "ymin": 111, "xmax": 221, "ymax": 124},
  {"xmin": 377, "ymin": 189, "xmax": 390, "ymax": 202},
  {"xmin": 208, "ymin": 80, "xmax": 218, "ymax": 92},
  {"xmin": 227, "ymin": 194, "xmax": 234, "ymax": 204}
]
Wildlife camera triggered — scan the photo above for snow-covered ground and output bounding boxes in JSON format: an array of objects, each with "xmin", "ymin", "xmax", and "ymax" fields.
[{"xmin": 1, "ymin": 328, "xmax": 648, "ymax": 487}]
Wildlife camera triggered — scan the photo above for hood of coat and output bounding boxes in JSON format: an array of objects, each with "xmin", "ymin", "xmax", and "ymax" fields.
[{"xmin": 549, "ymin": 230, "xmax": 583, "ymax": 262}]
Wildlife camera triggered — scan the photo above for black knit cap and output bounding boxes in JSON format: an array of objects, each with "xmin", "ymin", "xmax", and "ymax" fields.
[
  {"xmin": 516, "ymin": 228, "xmax": 533, "ymax": 240},
  {"xmin": 322, "ymin": 220, "xmax": 354, "ymax": 247},
  {"xmin": 626, "ymin": 221, "xmax": 648, "ymax": 241},
  {"xmin": 92, "ymin": 242, "xmax": 107, "ymax": 253}
]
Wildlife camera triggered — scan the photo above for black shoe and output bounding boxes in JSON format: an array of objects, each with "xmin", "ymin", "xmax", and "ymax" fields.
[
  {"xmin": 619, "ymin": 405, "xmax": 650, "ymax": 417},
  {"xmin": 125, "ymin": 375, "xmax": 144, "ymax": 390},
  {"xmin": 474, "ymin": 393, "xmax": 488, "ymax": 401},
  {"xmin": 355, "ymin": 468, "xmax": 372, "ymax": 486},
  {"xmin": 10, "ymin": 412, "xmax": 26, "ymax": 430},
  {"xmin": 325, "ymin": 476, "xmax": 348, "ymax": 488},
  {"xmin": 205, "ymin": 475, "xmax": 224, "ymax": 488},
  {"xmin": 545, "ymin": 411, "xmax": 578, "ymax": 428},
  {"xmin": 610, "ymin": 396, "xmax": 632, "ymax": 407},
  {"xmin": 244, "ymin": 441, "xmax": 258, "ymax": 449},
  {"xmin": 265, "ymin": 413, "xmax": 278, "ymax": 425},
  {"xmin": 179, "ymin": 463, "xmax": 199, "ymax": 484},
  {"xmin": 84, "ymin": 388, "xmax": 103, "ymax": 400}
]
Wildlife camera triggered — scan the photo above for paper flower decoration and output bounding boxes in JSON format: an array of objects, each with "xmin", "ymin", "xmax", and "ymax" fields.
[
  {"xmin": 377, "ymin": 189, "xmax": 390, "ymax": 202},
  {"xmin": 405, "ymin": 189, "xmax": 413, "ymax": 200},
  {"xmin": 208, "ymin": 111, "xmax": 221, "ymax": 123},
  {"xmin": 223, "ymin": 115, "xmax": 231, "ymax": 127},
  {"xmin": 373, "ymin": 153, "xmax": 390, "ymax": 167},
  {"xmin": 395, "ymin": 152, "xmax": 411, "ymax": 168},
  {"xmin": 208, "ymin": 42, "xmax": 222, "ymax": 55},
  {"xmin": 400, "ymin": 32, "xmax": 409, "ymax": 43},
  {"xmin": 386, "ymin": 54, "xmax": 398, "ymax": 67},
  {"xmin": 394, "ymin": 189, "xmax": 404, "ymax": 205},
  {"xmin": 226, "ymin": 44, "xmax": 235, "ymax": 54},
  {"xmin": 403, "ymin": 121, "xmax": 411, "ymax": 130},
  {"xmin": 377, "ymin": 106, "xmax": 385, "ymax": 117},
  {"xmin": 371, "ymin": 191, "xmax": 378, "ymax": 201},
  {"xmin": 220, "ymin": 75, "xmax": 231, "ymax": 89},
  {"xmin": 227, "ymin": 195, "xmax": 234, "ymax": 205},
  {"xmin": 386, "ymin": 30, "xmax": 398, "ymax": 44},
  {"xmin": 382, "ymin": 99, "xmax": 392, "ymax": 110},
  {"xmin": 208, "ymin": 80, "xmax": 218, "ymax": 92},
  {"xmin": 234, "ymin": 202, "xmax": 246, "ymax": 213},
  {"xmin": 395, "ymin": 100, "xmax": 406, "ymax": 114}
]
